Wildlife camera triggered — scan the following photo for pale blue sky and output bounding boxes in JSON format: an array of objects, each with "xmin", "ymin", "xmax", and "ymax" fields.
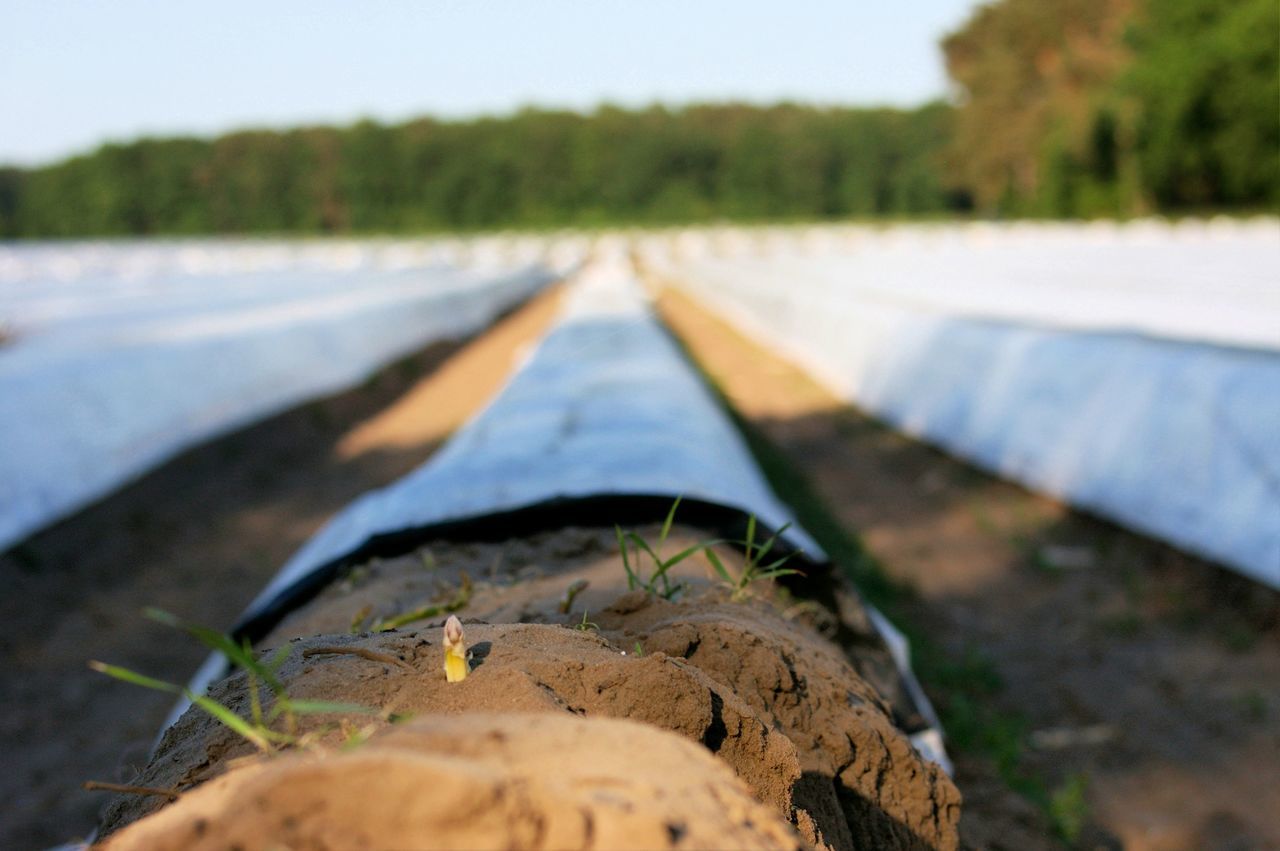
[{"xmin": 2, "ymin": 1, "xmax": 980, "ymax": 166}]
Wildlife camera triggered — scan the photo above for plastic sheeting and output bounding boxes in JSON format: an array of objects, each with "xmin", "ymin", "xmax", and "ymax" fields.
[
  {"xmin": 639, "ymin": 219, "xmax": 1280, "ymax": 588},
  {"xmin": 0, "ymin": 239, "xmax": 572, "ymax": 550},
  {"xmin": 235, "ymin": 251, "xmax": 824, "ymax": 630},
  {"xmin": 165, "ymin": 251, "xmax": 949, "ymax": 772}
]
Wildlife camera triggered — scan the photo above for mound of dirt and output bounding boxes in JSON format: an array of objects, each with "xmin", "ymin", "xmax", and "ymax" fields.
[
  {"xmin": 101, "ymin": 713, "xmax": 801, "ymax": 851},
  {"xmin": 598, "ymin": 595, "xmax": 957, "ymax": 848},
  {"xmin": 96, "ymin": 524, "xmax": 960, "ymax": 850}
]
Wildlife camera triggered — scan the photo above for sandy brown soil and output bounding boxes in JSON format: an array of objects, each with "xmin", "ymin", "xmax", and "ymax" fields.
[
  {"xmin": 0, "ymin": 285, "xmax": 563, "ymax": 850},
  {"xmin": 102, "ymin": 713, "xmax": 803, "ymax": 851},
  {"xmin": 96, "ymin": 525, "xmax": 960, "ymax": 850},
  {"xmin": 654, "ymin": 287, "xmax": 1280, "ymax": 851}
]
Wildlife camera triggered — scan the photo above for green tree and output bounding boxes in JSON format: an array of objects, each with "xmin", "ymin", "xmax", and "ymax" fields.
[
  {"xmin": 1127, "ymin": 0, "xmax": 1280, "ymax": 209},
  {"xmin": 1, "ymin": 103, "xmax": 960, "ymax": 237}
]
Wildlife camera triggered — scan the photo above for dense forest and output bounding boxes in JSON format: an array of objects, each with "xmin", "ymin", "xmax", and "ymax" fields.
[
  {"xmin": 0, "ymin": 105, "xmax": 959, "ymax": 236},
  {"xmin": 0, "ymin": 0, "xmax": 1274, "ymax": 236},
  {"xmin": 944, "ymin": 0, "xmax": 1278, "ymax": 216}
]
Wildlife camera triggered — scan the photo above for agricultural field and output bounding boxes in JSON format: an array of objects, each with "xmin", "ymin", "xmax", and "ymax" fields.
[
  {"xmin": 1, "ymin": 224, "xmax": 1277, "ymax": 849},
  {"xmin": 5, "ymin": 0, "xmax": 1275, "ymax": 846}
]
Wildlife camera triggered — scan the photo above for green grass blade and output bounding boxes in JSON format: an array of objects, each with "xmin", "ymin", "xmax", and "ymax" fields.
[
  {"xmin": 626, "ymin": 531, "xmax": 661, "ymax": 568},
  {"xmin": 759, "ymin": 553, "xmax": 797, "ymax": 570},
  {"xmin": 241, "ymin": 638, "xmax": 270, "ymax": 723},
  {"xmin": 146, "ymin": 608, "xmax": 285, "ymax": 695},
  {"xmin": 341, "ymin": 727, "xmax": 375, "ymax": 751},
  {"xmin": 185, "ymin": 692, "xmax": 272, "ymax": 751},
  {"xmin": 620, "ymin": 534, "xmax": 653, "ymax": 590},
  {"xmin": 246, "ymin": 669, "xmax": 264, "ymax": 727},
  {"xmin": 744, "ymin": 515, "xmax": 757, "ymax": 567},
  {"xmin": 145, "ymin": 608, "xmax": 243, "ymax": 665},
  {"xmin": 756, "ymin": 568, "xmax": 804, "ymax": 581},
  {"xmin": 657, "ymin": 566, "xmax": 674, "ymax": 597},
  {"xmin": 615, "ymin": 525, "xmax": 637, "ymax": 590},
  {"xmin": 658, "ymin": 543, "xmax": 705, "ymax": 571},
  {"xmin": 755, "ymin": 523, "xmax": 791, "ymax": 563},
  {"xmin": 374, "ymin": 575, "xmax": 472, "ymax": 633},
  {"xmin": 266, "ymin": 643, "xmax": 292, "ymax": 674},
  {"xmin": 89, "ymin": 661, "xmax": 181, "ymax": 694},
  {"xmin": 142, "ymin": 606, "xmax": 181, "ymax": 628},
  {"xmin": 704, "ymin": 549, "xmax": 734, "ymax": 583},
  {"xmin": 373, "ymin": 602, "xmax": 444, "ymax": 632},
  {"xmin": 659, "ymin": 496, "xmax": 683, "ymax": 548}
]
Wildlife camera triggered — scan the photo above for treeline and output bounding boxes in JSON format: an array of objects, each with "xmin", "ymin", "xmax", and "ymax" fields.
[
  {"xmin": 943, "ymin": 0, "xmax": 1278, "ymax": 216},
  {"xmin": 1, "ymin": 0, "xmax": 1274, "ymax": 236},
  {"xmin": 0, "ymin": 104, "xmax": 961, "ymax": 236}
]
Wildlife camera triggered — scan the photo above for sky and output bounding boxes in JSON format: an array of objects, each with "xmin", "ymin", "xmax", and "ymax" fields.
[{"xmin": 2, "ymin": 0, "xmax": 981, "ymax": 167}]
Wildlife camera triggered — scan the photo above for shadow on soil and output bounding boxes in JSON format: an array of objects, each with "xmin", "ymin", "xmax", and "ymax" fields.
[
  {"xmin": 727, "ymin": 402, "xmax": 1280, "ymax": 850},
  {"xmin": 0, "ymin": 338, "xmax": 464, "ymax": 850},
  {"xmin": 650, "ymin": 289, "xmax": 1280, "ymax": 850}
]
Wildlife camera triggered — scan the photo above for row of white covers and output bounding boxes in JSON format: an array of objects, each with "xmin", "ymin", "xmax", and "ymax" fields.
[
  {"xmin": 235, "ymin": 251, "xmax": 823, "ymax": 626},
  {"xmin": 640, "ymin": 220, "xmax": 1280, "ymax": 588},
  {"xmin": 177, "ymin": 254, "xmax": 949, "ymax": 771},
  {"xmin": 0, "ymin": 238, "xmax": 577, "ymax": 551}
]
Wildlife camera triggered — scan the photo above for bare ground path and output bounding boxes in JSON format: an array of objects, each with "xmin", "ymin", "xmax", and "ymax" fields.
[
  {"xmin": 655, "ymin": 287, "xmax": 1280, "ymax": 851},
  {"xmin": 0, "ymin": 285, "xmax": 562, "ymax": 850}
]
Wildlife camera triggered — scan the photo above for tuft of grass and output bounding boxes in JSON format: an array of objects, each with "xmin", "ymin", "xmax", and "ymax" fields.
[
  {"xmin": 574, "ymin": 611, "xmax": 599, "ymax": 632},
  {"xmin": 704, "ymin": 515, "xmax": 805, "ymax": 601},
  {"xmin": 92, "ymin": 608, "xmax": 376, "ymax": 754},
  {"xmin": 616, "ymin": 498, "xmax": 805, "ymax": 603},
  {"xmin": 615, "ymin": 497, "xmax": 704, "ymax": 600}
]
